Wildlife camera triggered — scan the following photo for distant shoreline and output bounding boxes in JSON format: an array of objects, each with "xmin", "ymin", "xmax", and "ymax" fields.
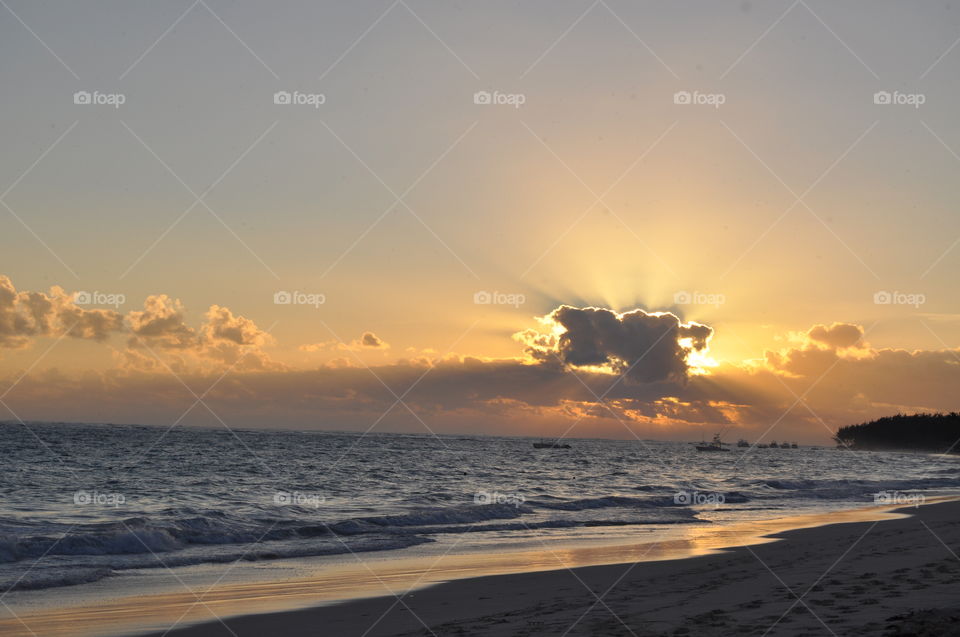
[{"xmin": 835, "ymin": 412, "xmax": 960, "ymax": 454}]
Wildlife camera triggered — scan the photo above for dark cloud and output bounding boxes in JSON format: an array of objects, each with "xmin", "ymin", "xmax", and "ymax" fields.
[
  {"xmin": 807, "ymin": 323, "xmax": 863, "ymax": 349},
  {"xmin": 360, "ymin": 331, "xmax": 388, "ymax": 348},
  {"xmin": 519, "ymin": 305, "xmax": 713, "ymax": 383}
]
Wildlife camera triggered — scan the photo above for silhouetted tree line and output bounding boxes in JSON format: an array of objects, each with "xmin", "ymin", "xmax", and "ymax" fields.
[{"xmin": 834, "ymin": 412, "xmax": 960, "ymax": 452}]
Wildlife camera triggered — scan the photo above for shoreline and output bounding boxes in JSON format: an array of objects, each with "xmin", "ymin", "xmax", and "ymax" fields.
[
  {"xmin": 145, "ymin": 498, "xmax": 959, "ymax": 637},
  {"xmin": 1, "ymin": 498, "xmax": 948, "ymax": 637},
  {"xmin": 1, "ymin": 498, "xmax": 955, "ymax": 637}
]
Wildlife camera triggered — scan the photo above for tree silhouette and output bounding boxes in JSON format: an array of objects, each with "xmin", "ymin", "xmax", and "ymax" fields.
[{"xmin": 834, "ymin": 412, "xmax": 960, "ymax": 453}]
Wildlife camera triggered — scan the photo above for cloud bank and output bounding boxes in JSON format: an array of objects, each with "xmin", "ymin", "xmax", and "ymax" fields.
[{"xmin": 1, "ymin": 277, "xmax": 958, "ymax": 443}]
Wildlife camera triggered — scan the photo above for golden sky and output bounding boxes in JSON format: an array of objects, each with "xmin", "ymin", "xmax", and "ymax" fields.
[{"xmin": 2, "ymin": 1, "xmax": 960, "ymax": 443}]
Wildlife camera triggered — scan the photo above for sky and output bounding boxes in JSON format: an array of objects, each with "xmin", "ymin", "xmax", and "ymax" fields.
[{"xmin": 2, "ymin": 0, "xmax": 960, "ymax": 443}]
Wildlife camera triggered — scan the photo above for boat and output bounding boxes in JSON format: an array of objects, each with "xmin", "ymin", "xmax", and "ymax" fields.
[
  {"xmin": 779, "ymin": 442, "xmax": 792, "ymax": 449},
  {"xmin": 769, "ymin": 440, "xmax": 779, "ymax": 448},
  {"xmin": 695, "ymin": 433, "xmax": 730, "ymax": 452},
  {"xmin": 790, "ymin": 442, "xmax": 799, "ymax": 448},
  {"xmin": 533, "ymin": 439, "xmax": 571, "ymax": 449},
  {"xmin": 756, "ymin": 443, "xmax": 768, "ymax": 449},
  {"xmin": 737, "ymin": 439, "xmax": 749, "ymax": 447}
]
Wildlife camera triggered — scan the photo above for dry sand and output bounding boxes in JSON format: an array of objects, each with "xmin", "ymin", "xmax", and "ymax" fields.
[{"xmin": 148, "ymin": 499, "xmax": 960, "ymax": 637}]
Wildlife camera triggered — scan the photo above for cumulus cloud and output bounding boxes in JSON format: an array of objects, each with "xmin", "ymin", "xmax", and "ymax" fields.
[
  {"xmin": 517, "ymin": 305, "xmax": 713, "ymax": 383},
  {"xmin": 0, "ymin": 277, "xmax": 278, "ymax": 374},
  {"xmin": 201, "ymin": 305, "xmax": 272, "ymax": 347},
  {"xmin": 125, "ymin": 298, "xmax": 278, "ymax": 372},
  {"xmin": 127, "ymin": 294, "xmax": 197, "ymax": 349},
  {"xmin": 0, "ymin": 275, "xmax": 123, "ymax": 348}
]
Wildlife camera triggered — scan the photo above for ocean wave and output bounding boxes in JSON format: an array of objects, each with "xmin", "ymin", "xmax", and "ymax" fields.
[
  {"xmin": 0, "ymin": 482, "xmax": 952, "ymax": 572},
  {"xmin": 0, "ymin": 497, "xmax": 700, "ymax": 569}
]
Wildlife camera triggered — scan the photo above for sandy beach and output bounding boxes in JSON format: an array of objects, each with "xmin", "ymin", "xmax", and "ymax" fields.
[{"xmin": 126, "ymin": 498, "xmax": 959, "ymax": 637}]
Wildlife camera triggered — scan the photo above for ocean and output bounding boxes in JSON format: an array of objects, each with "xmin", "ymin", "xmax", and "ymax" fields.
[{"xmin": 2, "ymin": 422, "xmax": 959, "ymax": 594}]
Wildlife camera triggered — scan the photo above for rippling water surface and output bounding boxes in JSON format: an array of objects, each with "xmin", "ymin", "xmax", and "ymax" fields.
[{"xmin": 2, "ymin": 422, "xmax": 958, "ymax": 592}]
